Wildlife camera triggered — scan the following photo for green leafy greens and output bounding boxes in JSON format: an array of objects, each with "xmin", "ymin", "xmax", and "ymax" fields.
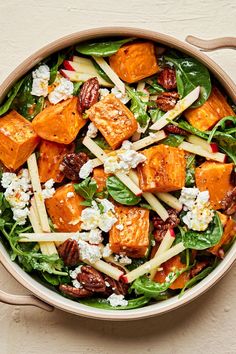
[
  {"xmin": 126, "ymin": 86, "xmax": 150, "ymax": 128},
  {"xmin": 106, "ymin": 176, "xmax": 141, "ymax": 206},
  {"xmin": 74, "ymin": 177, "xmax": 98, "ymax": 206},
  {"xmin": 76, "ymin": 38, "xmax": 135, "ymax": 57},
  {"xmin": 79, "ymin": 296, "xmax": 150, "ymax": 310},
  {"xmin": 0, "ymin": 78, "xmax": 25, "ymax": 116}
]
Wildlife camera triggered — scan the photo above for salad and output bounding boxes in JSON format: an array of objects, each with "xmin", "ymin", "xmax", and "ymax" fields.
[{"xmin": 0, "ymin": 37, "xmax": 235, "ymax": 310}]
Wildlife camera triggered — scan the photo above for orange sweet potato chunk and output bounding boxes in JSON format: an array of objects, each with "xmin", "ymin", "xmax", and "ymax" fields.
[
  {"xmin": 92, "ymin": 168, "xmax": 108, "ymax": 193},
  {"xmin": 87, "ymin": 94, "xmax": 138, "ymax": 149},
  {"xmin": 184, "ymin": 86, "xmax": 235, "ymax": 131},
  {"xmin": 46, "ymin": 183, "xmax": 84, "ymax": 232},
  {"xmin": 109, "ymin": 205, "xmax": 149, "ymax": 258},
  {"xmin": 0, "ymin": 110, "xmax": 39, "ymax": 170},
  {"xmin": 195, "ymin": 162, "xmax": 234, "ymax": 210},
  {"xmin": 137, "ymin": 144, "xmax": 186, "ymax": 193},
  {"xmin": 32, "ymin": 97, "xmax": 86, "ymax": 144},
  {"xmin": 209, "ymin": 218, "xmax": 236, "ymax": 256},
  {"xmin": 154, "ymin": 255, "xmax": 190, "ymax": 290},
  {"xmin": 38, "ymin": 140, "xmax": 74, "ymax": 183},
  {"xmin": 109, "ymin": 42, "xmax": 159, "ymax": 83}
]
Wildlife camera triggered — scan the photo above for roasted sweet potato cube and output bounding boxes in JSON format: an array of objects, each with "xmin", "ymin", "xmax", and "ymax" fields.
[
  {"xmin": 184, "ymin": 86, "xmax": 235, "ymax": 131},
  {"xmin": 154, "ymin": 255, "xmax": 190, "ymax": 290},
  {"xmin": 109, "ymin": 205, "xmax": 149, "ymax": 258},
  {"xmin": 195, "ymin": 162, "xmax": 234, "ymax": 210},
  {"xmin": 38, "ymin": 140, "xmax": 74, "ymax": 183},
  {"xmin": 92, "ymin": 167, "xmax": 108, "ymax": 193},
  {"xmin": 32, "ymin": 97, "xmax": 86, "ymax": 144},
  {"xmin": 137, "ymin": 144, "xmax": 186, "ymax": 192},
  {"xmin": 0, "ymin": 110, "xmax": 39, "ymax": 170},
  {"xmin": 209, "ymin": 218, "xmax": 236, "ymax": 256},
  {"xmin": 87, "ymin": 94, "xmax": 138, "ymax": 149},
  {"xmin": 109, "ymin": 42, "xmax": 159, "ymax": 83},
  {"xmin": 46, "ymin": 183, "xmax": 84, "ymax": 232}
]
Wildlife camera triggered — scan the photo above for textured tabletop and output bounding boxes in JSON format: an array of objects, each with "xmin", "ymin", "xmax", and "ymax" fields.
[{"xmin": 0, "ymin": 1, "xmax": 236, "ymax": 353}]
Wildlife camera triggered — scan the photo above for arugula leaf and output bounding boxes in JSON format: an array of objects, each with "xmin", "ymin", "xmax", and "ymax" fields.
[
  {"xmin": 174, "ymin": 120, "xmax": 209, "ymax": 139},
  {"xmin": 162, "ymin": 134, "xmax": 185, "ymax": 147},
  {"xmin": 74, "ymin": 177, "xmax": 97, "ymax": 205},
  {"xmin": 106, "ymin": 176, "xmax": 141, "ymax": 205},
  {"xmin": 185, "ymin": 155, "xmax": 195, "ymax": 187},
  {"xmin": 149, "ymin": 108, "xmax": 165, "ymax": 123},
  {"xmin": 179, "ymin": 265, "xmax": 215, "ymax": 296},
  {"xmin": 76, "ymin": 38, "xmax": 135, "ymax": 57},
  {"xmin": 126, "ymin": 86, "xmax": 150, "ymax": 128},
  {"xmin": 207, "ymin": 116, "xmax": 236, "ymax": 143},
  {"xmin": 0, "ymin": 78, "xmax": 24, "ymax": 116},
  {"xmin": 181, "ymin": 213, "xmax": 223, "ymax": 250},
  {"xmin": 79, "ymin": 296, "xmax": 150, "ymax": 310},
  {"xmin": 11, "ymin": 74, "xmax": 44, "ymax": 120},
  {"xmin": 146, "ymin": 79, "xmax": 165, "ymax": 94},
  {"xmin": 165, "ymin": 56, "xmax": 211, "ymax": 108}
]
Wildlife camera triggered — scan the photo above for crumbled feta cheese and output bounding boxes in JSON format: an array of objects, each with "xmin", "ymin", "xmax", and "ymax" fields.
[
  {"xmin": 114, "ymin": 254, "xmax": 132, "ymax": 265},
  {"xmin": 69, "ymin": 265, "xmax": 82, "ymax": 279},
  {"xmin": 78, "ymin": 239, "xmax": 102, "ymax": 263},
  {"xmin": 104, "ymin": 142, "xmax": 146, "ymax": 174},
  {"xmin": 99, "ymin": 88, "xmax": 110, "ymax": 99},
  {"xmin": 31, "ymin": 65, "xmax": 50, "ymax": 97},
  {"xmin": 111, "ymin": 86, "xmax": 130, "ymax": 104},
  {"xmin": 72, "ymin": 279, "xmax": 82, "ymax": 289},
  {"xmin": 115, "ymin": 224, "xmax": 124, "ymax": 231},
  {"xmin": 179, "ymin": 188, "xmax": 214, "ymax": 231},
  {"xmin": 48, "ymin": 76, "xmax": 74, "ymax": 104},
  {"xmin": 42, "ymin": 179, "xmax": 55, "ymax": 199},
  {"xmin": 86, "ymin": 122, "xmax": 98, "ymax": 138},
  {"xmin": 67, "ymin": 192, "xmax": 74, "ymax": 198},
  {"xmin": 79, "ymin": 160, "xmax": 94, "ymax": 179},
  {"xmin": 102, "ymin": 243, "xmax": 113, "ymax": 257},
  {"xmin": 107, "ymin": 294, "xmax": 128, "ymax": 307},
  {"xmin": 79, "ymin": 229, "xmax": 103, "ymax": 244},
  {"xmin": 1, "ymin": 169, "xmax": 32, "ymax": 225},
  {"xmin": 81, "ymin": 200, "xmax": 117, "ymax": 232}
]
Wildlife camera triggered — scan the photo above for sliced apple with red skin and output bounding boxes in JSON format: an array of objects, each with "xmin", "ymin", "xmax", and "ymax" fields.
[
  {"xmin": 179, "ymin": 141, "xmax": 226, "ymax": 163},
  {"xmin": 63, "ymin": 60, "xmax": 79, "ymax": 71},
  {"xmin": 187, "ymin": 135, "xmax": 219, "ymax": 153},
  {"xmin": 60, "ymin": 69, "xmax": 113, "ymax": 87}
]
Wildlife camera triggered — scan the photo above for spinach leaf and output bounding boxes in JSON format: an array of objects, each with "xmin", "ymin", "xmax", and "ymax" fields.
[
  {"xmin": 79, "ymin": 296, "xmax": 150, "ymax": 310},
  {"xmin": 182, "ymin": 213, "xmax": 223, "ymax": 250},
  {"xmin": 185, "ymin": 154, "xmax": 195, "ymax": 187},
  {"xmin": 106, "ymin": 176, "xmax": 141, "ymax": 205},
  {"xmin": 76, "ymin": 38, "xmax": 135, "ymax": 57},
  {"xmin": 207, "ymin": 116, "xmax": 236, "ymax": 143},
  {"xmin": 146, "ymin": 79, "xmax": 165, "ymax": 94},
  {"xmin": 41, "ymin": 272, "xmax": 70, "ymax": 286},
  {"xmin": 0, "ymin": 78, "xmax": 24, "ymax": 116},
  {"xmin": 74, "ymin": 177, "xmax": 98, "ymax": 205},
  {"xmin": 165, "ymin": 56, "xmax": 211, "ymax": 108},
  {"xmin": 11, "ymin": 74, "xmax": 44, "ymax": 120},
  {"xmin": 162, "ymin": 134, "xmax": 185, "ymax": 147},
  {"xmin": 49, "ymin": 52, "xmax": 67, "ymax": 84},
  {"xmin": 179, "ymin": 265, "xmax": 215, "ymax": 296},
  {"xmin": 214, "ymin": 131, "xmax": 236, "ymax": 164},
  {"xmin": 174, "ymin": 120, "xmax": 209, "ymax": 139},
  {"xmin": 126, "ymin": 86, "xmax": 150, "ymax": 128}
]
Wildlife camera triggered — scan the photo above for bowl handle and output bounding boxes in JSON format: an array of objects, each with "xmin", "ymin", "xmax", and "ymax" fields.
[
  {"xmin": 0, "ymin": 289, "xmax": 54, "ymax": 311},
  {"xmin": 185, "ymin": 35, "xmax": 236, "ymax": 51}
]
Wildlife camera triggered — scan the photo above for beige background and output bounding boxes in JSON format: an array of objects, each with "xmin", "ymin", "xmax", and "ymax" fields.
[{"xmin": 0, "ymin": 0, "xmax": 236, "ymax": 353}]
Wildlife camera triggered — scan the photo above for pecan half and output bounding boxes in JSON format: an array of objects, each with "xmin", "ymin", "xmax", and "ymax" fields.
[
  {"xmin": 77, "ymin": 265, "xmax": 106, "ymax": 293},
  {"xmin": 59, "ymin": 284, "xmax": 93, "ymax": 298},
  {"xmin": 77, "ymin": 77, "xmax": 100, "ymax": 113},
  {"xmin": 156, "ymin": 92, "xmax": 179, "ymax": 111},
  {"xmin": 157, "ymin": 67, "xmax": 177, "ymax": 90},
  {"xmin": 220, "ymin": 187, "xmax": 236, "ymax": 215},
  {"xmin": 58, "ymin": 239, "xmax": 80, "ymax": 266},
  {"xmin": 60, "ymin": 152, "xmax": 89, "ymax": 181},
  {"xmin": 152, "ymin": 209, "xmax": 180, "ymax": 242},
  {"xmin": 103, "ymin": 276, "xmax": 129, "ymax": 296},
  {"xmin": 164, "ymin": 124, "xmax": 188, "ymax": 136}
]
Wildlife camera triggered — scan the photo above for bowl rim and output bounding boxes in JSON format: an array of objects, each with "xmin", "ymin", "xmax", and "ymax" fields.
[{"xmin": 0, "ymin": 26, "xmax": 235, "ymax": 320}]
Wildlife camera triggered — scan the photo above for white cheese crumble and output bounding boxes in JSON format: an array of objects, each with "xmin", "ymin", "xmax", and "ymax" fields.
[
  {"xmin": 66, "ymin": 192, "xmax": 74, "ymax": 198},
  {"xmin": 42, "ymin": 179, "xmax": 55, "ymax": 199},
  {"xmin": 48, "ymin": 76, "xmax": 74, "ymax": 104},
  {"xmin": 79, "ymin": 160, "xmax": 94, "ymax": 179},
  {"xmin": 104, "ymin": 140, "xmax": 146, "ymax": 174},
  {"xmin": 86, "ymin": 122, "xmax": 98, "ymax": 138},
  {"xmin": 115, "ymin": 224, "xmax": 124, "ymax": 231},
  {"xmin": 81, "ymin": 200, "xmax": 117, "ymax": 232},
  {"xmin": 179, "ymin": 188, "xmax": 214, "ymax": 231},
  {"xmin": 72, "ymin": 279, "xmax": 83, "ymax": 289},
  {"xmin": 31, "ymin": 65, "xmax": 50, "ymax": 97},
  {"xmin": 99, "ymin": 88, "xmax": 110, "ymax": 99},
  {"xmin": 69, "ymin": 265, "xmax": 82, "ymax": 279},
  {"xmin": 79, "ymin": 228, "xmax": 103, "ymax": 245},
  {"xmin": 78, "ymin": 239, "xmax": 102, "ymax": 263},
  {"xmin": 114, "ymin": 254, "xmax": 132, "ymax": 265},
  {"xmin": 107, "ymin": 294, "xmax": 128, "ymax": 307},
  {"xmin": 111, "ymin": 86, "xmax": 130, "ymax": 104},
  {"xmin": 102, "ymin": 243, "xmax": 113, "ymax": 258},
  {"xmin": 1, "ymin": 170, "xmax": 32, "ymax": 225}
]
